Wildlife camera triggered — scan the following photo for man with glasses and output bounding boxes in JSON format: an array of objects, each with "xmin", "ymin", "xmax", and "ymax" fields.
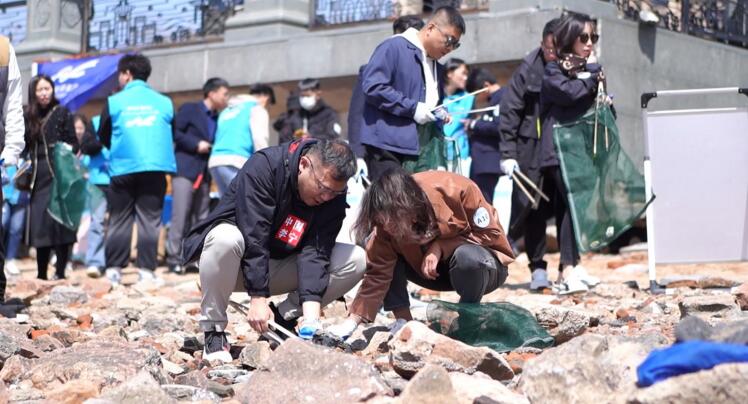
[
  {"xmin": 498, "ymin": 17, "xmax": 560, "ymax": 291},
  {"xmin": 358, "ymin": 6, "xmax": 465, "ymax": 181},
  {"xmin": 182, "ymin": 138, "xmax": 365, "ymax": 362}
]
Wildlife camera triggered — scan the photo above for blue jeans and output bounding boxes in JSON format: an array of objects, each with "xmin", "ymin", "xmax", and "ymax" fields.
[
  {"xmin": 210, "ymin": 166, "xmax": 240, "ymax": 198},
  {"xmin": 86, "ymin": 185, "xmax": 108, "ymax": 269},
  {"xmin": 2, "ymin": 194, "xmax": 28, "ymax": 261}
]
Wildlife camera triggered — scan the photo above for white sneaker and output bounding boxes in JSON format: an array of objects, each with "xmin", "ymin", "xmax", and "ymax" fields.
[
  {"xmin": 556, "ymin": 277, "xmax": 590, "ymax": 295},
  {"xmin": 530, "ymin": 269, "xmax": 551, "ymax": 291},
  {"xmin": 5, "ymin": 260, "xmax": 20, "ymax": 276},
  {"xmin": 138, "ymin": 269, "xmax": 164, "ymax": 286},
  {"xmin": 566, "ymin": 265, "xmax": 600, "ymax": 287},
  {"xmin": 86, "ymin": 266, "xmax": 102, "ymax": 278},
  {"xmin": 105, "ymin": 267, "xmax": 122, "ymax": 285}
]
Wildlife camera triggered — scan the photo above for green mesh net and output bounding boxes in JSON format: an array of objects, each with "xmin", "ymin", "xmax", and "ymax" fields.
[
  {"xmin": 553, "ymin": 103, "xmax": 653, "ymax": 252},
  {"xmin": 427, "ymin": 300, "xmax": 554, "ymax": 353},
  {"xmin": 47, "ymin": 143, "xmax": 89, "ymax": 231}
]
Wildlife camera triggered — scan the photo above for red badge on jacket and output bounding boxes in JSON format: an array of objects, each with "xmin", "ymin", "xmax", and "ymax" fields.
[{"xmin": 276, "ymin": 215, "xmax": 307, "ymax": 248}]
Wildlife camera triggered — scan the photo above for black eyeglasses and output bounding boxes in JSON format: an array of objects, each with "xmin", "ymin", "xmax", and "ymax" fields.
[
  {"xmin": 434, "ymin": 25, "xmax": 461, "ymax": 50},
  {"xmin": 578, "ymin": 33, "xmax": 600, "ymax": 44},
  {"xmin": 309, "ymin": 160, "xmax": 347, "ymax": 197}
]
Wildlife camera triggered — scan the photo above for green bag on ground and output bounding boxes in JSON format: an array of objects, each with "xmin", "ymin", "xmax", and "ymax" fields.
[
  {"xmin": 553, "ymin": 103, "xmax": 653, "ymax": 252},
  {"xmin": 402, "ymin": 122, "xmax": 452, "ymax": 173},
  {"xmin": 47, "ymin": 143, "xmax": 88, "ymax": 231},
  {"xmin": 427, "ymin": 300, "xmax": 554, "ymax": 353}
]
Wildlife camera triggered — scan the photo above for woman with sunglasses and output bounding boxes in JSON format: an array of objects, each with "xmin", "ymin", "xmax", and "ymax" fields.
[
  {"xmin": 327, "ymin": 168, "xmax": 514, "ymax": 338},
  {"xmin": 537, "ymin": 13, "xmax": 607, "ymax": 293}
]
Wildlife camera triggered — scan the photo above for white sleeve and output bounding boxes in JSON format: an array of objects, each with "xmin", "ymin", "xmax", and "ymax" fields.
[
  {"xmin": 2, "ymin": 43, "xmax": 25, "ymax": 166},
  {"xmin": 250, "ymin": 105, "xmax": 269, "ymax": 151}
]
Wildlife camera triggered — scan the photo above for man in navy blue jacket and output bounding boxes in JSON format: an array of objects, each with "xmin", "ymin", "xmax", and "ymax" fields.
[
  {"xmin": 358, "ymin": 6, "xmax": 465, "ymax": 181},
  {"xmin": 167, "ymin": 78, "xmax": 229, "ymax": 274},
  {"xmin": 182, "ymin": 139, "xmax": 365, "ymax": 362}
]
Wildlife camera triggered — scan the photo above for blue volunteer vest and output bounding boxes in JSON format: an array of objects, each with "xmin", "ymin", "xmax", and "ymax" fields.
[
  {"xmin": 211, "ymin": 100, "xmax": 256, "ymax": 159},
  {"xmin": 82, "ymin": 115, "xmax": 111, "ymax": 185},
  {"xmin": 107, "ymin": 80, "xmax": 176, "ymax": 176}
]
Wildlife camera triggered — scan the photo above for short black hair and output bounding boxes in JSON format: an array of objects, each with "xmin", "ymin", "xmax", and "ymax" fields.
[
  {"xmin": 466, "ymin": 67, "xmax": 497, "ymax": 93},
  {"xmin": 298, "ymin": 78, "xmax": 320, "ymax": 92},
  {"xmin": 543, "ymin": 17, "xmax": 561, "ymax": 39},
  {"xmin": 118, "ymin": 54, "xmax": 151, "ymax": 81},
  {"xmin": 203, "ymin": 77, "xmax": 229, "ymax": 98},
  {"xmin": 249, "ymin": 83, "xmax": 276, "ymax": 105},
  {"xmin": 554, "ymin": 13, "xmax": 595, "ymax": 56},
  {"xmin": 304, "ymin": 139, "xmax": 356, "ymax": 182},
  {"xmin": 431, "ymin": 6, "xmax": 466, "ymax": 35},
  {"xmin": 393, "ymin": 15, "xmax": 424, "ymax": 34}
]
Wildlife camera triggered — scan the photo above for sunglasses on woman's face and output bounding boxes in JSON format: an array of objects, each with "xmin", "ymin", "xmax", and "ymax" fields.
[{"xmin": 578, "ymin": 33, "xmax": 600, "ymax": 44}]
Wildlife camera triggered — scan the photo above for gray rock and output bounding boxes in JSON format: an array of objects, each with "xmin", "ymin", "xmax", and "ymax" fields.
[
  {"xmin": 389, "ymin": 321, "xmax": 514, "ymax": 381},
  {"xmin": 8, "ymin": 387, "xmax": 45, "ymax": 402},
  {"xmin": 380, "ymin": 370, "xmax": 408, "ymax": 395},
  {"xmin": 236, "ymin": 339, "xmax": 391, "ymax": 403},
  {"xmin": 174, "ymin": 371, "xmax": 210, "ymax": 389},
  {"xmin": 398, "ymin": 364, "xmax": 458, "ymax": 404},
  {"xmin": 627, "ymin": 363, "xmax": 748, "ymax": 403},
  {"xmin": 96, "ymin": 370, "xmax": 176, "ymax": 404},
  {"xmin": 678, "ymin": 294, "xmax": 741, "ymax": 321},
  {"xmin": 0, "ymin": 332, "xmax": 20, "ymax": 365},
  {"xmin": 206, "ymin": 381, "xmax": 234, "ymax": 397},
  {"xmin": 239, "ymin": 341, "xmax": 272, "ymax": 370},
  {"xmin": 138, "ymin": 313, "xmax": 197, "ymax": 335},
  {"xmin": 520, "ymin": 334, "xmax": 664, "ymax": 404},
  {"xmin": 535, "ymin": 305, "xmax": 593, "ymax": 344},
  {"xmin": 49, "ymin": 285, "xmax": 88, "ymax": 305},
  {"xmin": 32, "ymin": 334, "xmax": 65, "ymax": 352},
  {"xmin": 449, "ymin": 372, "xmax": 529, "ymax": 404},
  {"xmin": 676, "ymin": 316, "xmax": 748, "ymax": 344},
  {"xmin": 161, "ymin": 384, "xmax": 220, "ymax": 403},
  {"xmin": 346, "ymin": 324, "xmax": 390, "ymax": 352},
  {"xmin": 207, "ymin": 366, "xmax": 250, "ymax": 382}
]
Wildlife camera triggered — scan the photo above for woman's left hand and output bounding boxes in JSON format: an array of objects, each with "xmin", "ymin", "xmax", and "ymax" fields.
[{"xmin": 420, "ymin": 243, "xmax": 442, "ymax": 280}]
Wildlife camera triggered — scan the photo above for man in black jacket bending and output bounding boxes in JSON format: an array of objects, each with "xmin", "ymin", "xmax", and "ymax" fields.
[
  {"xmin": 182, "ymin": 139, "xmax": 364, "ymax": 362},
  {"xmin": 498, "ymin": 17, "xmax": 559, "ymax": 291}
]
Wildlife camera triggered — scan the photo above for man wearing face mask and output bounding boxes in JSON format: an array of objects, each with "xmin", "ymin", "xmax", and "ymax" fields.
[
  {"xmin": 279, "ymin": 78, "xmax": 341, "ymax": 143},
  {"xmin": 358, "ymin": 6, "xmax": 465, "ymax": 181}
]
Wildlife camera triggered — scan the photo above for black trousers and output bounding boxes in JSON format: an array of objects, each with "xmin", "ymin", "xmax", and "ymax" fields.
[
  {"xmin": 470, "ymin": 172, "xmax": 500, "ymax": 204},
  {"xmin": 508, "ymin": 172, "xmax": 552, "ymax": 273},
  {"xmin": 363, "ymin": 145, "xmax": 418, "ymax": 182},
  {"xmin": 106, "ymin": 172, "xmax": 166, "ymax": 271},
  {"xmin": 544, "ymin": 166, "xmax": 580, "ymax": 269},
  {"xmin": 383, "ymin": 243, "xmax": 508, "ymax": 311},
  {"xmin": 0, "ymin": 186, "xmax": 5, "ymax": 302}
]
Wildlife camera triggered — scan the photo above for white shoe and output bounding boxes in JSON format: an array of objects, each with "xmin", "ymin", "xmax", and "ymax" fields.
[
  {"xmin": 555, "ymin": 277, "xmax": 589, "ymax": 295},
  {"xmin": 105, "ymin": 267, "xmax": 122, "ymax": 285},
  {"xmin": 5, "ymin": 260, "xmax": 20, "ymax": 276},
  {"xmin": 86, "ymin": 266, "xmax": 102, "ymax": 278},
  {"xmin": 530, "ymin": 269, "xmax": 551, "ymax": 291},
  {"xmin": 138, "ymin": 269, "xmax": 164, "ymax": 286},
  {"xmin": 566, "ymin": 265, "xmax": 600, "ymax": 287}
]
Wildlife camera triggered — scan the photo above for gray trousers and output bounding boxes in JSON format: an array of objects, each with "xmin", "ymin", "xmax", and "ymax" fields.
[
  {"xmin": 166, "ymin": 176, "xmax": 210, "ymax": 266},
  {"xmin": 199, "ymin": 222, "xmax": 367, "ymax": 332}
]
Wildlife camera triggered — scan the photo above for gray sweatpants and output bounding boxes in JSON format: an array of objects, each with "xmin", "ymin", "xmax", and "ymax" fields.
[{"xmin": 198, "ymin": 222, "xmax": 366, "ymax": 332}]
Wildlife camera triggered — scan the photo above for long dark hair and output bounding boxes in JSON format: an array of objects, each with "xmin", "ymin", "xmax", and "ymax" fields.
[
  {"xmin": 553, "ymin": 13, "xmax": 596, "ymax": 58},
  {"xmin": 24, "ymin": 74, "xmax": 60, "ymax": 143},
  {"xmin": 353, "ymin": 168, "xmax": 439, "ymax": 245}
]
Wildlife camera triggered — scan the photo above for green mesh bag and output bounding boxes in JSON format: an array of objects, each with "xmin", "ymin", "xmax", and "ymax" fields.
[
  {"xmin": 47, "ymin": 143, "xmax": 88, "ymax": 231},
  {"xmin": 553, "ymin": 103, "xmax": 653, "ymax": 252},
  {"xmin": 427, "ymin": 300, "xmax": 554, "ymax": 353},
  {"xmin": 401, "ymin": 122, "xmax": 456, "ymax": 174}
]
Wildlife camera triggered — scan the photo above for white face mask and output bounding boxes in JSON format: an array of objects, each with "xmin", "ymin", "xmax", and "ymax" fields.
[{"xmin": 299, "ymin": 95, "xmax": 317, "ymax": 111}]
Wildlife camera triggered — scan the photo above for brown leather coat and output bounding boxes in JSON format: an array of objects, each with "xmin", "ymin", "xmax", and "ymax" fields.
[{"xmin": 350, "ymin": 171, "xmax": 515, "ymax": 322}]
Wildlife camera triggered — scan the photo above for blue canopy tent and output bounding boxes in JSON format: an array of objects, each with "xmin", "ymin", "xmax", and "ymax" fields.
[{"xmin": 36, "ymin": 53, "xmax": 124, "ymax": 112}]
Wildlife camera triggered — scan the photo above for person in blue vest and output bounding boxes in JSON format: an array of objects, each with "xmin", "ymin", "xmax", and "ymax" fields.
[
  {"xmin": 464, "ymin": 67, "xmax": 505, "ymax": 204},
  {"xmin": 359, "ymin": 6, "xmax": 464, "ymax": 181},
  {"xmin": 208, "ymin": 83, "xmax": 275, "ymax": 197},
  {"xmin": 166, "ymin": 78, "xmax": 229, "ymax": 275},
  {"xmin": 96, "ymin": 53, "xmax": 176, "ymax": 284},
  {"xmin": 77, "ymin": 113, "xmax": 110, "ymax": 278},
  {"xmin": 441, "ymin": 57, "xmax": 473, "ymax": 173}
]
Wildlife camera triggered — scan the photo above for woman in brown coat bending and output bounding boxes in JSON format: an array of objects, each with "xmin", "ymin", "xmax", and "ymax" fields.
[{"xmin": 329, "ymin": 168, "xmax": 515, "ymax": 338}]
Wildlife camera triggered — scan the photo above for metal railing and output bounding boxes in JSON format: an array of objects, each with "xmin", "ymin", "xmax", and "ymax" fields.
[
  {"xmin": 608, "ymin": 0, "xmax": 748, "ymax": 48},
  {"xmin": 0, "ymin": 0, "xmax": 26, "ymax": 46},
  {"xmin": 87, "ymin": 0, "xmax": 244, "ymax": 52},
  {"xmin": 311, "ymin": 0, "xmax": 489, "ymax": 28}
]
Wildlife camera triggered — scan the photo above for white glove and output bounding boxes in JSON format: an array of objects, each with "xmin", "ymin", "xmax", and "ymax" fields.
[
  {"xmin": 326, "ymin": 318, "xmax": 359, "ymax": 340},
  {"xmin": 500, "ymin": 159, "xmax": 519, "ymax": 178},
  {"xmin": 414, "ymin": 102, "xmax": 437, "ymax": 125}
]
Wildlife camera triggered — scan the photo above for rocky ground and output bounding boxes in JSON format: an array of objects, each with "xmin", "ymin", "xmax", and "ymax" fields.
[{"xmin": 1, "ymin": 249, "xmax": 747, "ymax": 404}]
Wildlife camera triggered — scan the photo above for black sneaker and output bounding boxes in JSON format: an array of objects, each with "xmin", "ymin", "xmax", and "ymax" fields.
[
  {"xmin": 268, "ymin": 302, "xmax": 298, "ymax": 338},
  {"xmin": 203, "ymin": 331, "xmax": 232, "ymax": 363}
]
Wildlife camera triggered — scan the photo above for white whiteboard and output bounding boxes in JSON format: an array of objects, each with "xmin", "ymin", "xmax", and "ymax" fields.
[{"xmin": 645, "ymin": 107, "xmax": 748, "ymax": 263}]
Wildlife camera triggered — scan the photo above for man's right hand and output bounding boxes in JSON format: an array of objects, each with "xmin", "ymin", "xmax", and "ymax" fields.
[
  {"xmin": 196, "ymin": 140, "xmax": 212, "ymax": 154},
  {"xmin": 247, "ymin": 297, "xmax": 274, "ymax": 333}
]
